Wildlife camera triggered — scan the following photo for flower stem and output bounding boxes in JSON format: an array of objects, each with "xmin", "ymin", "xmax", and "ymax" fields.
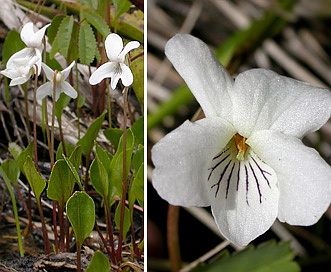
[
  {"xmin": 117, "ymin": 87, "xmax": 129, "ymax": 261},
  {"xmin": 167, "ymin": 204, "xmax": 182, "ymax": 272},
  {"xmin": 33, "ymin": 65, "xmax": 39, "ymax": 171}
]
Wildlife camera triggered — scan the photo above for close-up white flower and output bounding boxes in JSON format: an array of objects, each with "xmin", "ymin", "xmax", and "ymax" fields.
[
  {"xmin": 36, "ymin": 62, "xmax": 77, "ymax": 101},
  {"xmin": 89, "ymin": 33, "xmax": 140, "ymax": 89},
  {"xmin": 151, "ymin": 34, "xmax": 331, "ymax": 246},
  {"xmin": 1, "ymin": 22, "xmax": 50, "ymax": 86}
]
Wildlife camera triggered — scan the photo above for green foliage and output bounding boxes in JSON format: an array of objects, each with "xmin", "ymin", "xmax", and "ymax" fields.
[
  {"xmin": 90, "ymin": 152, "xmax": 110, "ymax": 200},
  {"xmin": 129, "ymin": 162, "xmax": 144, "ymax": 209},
  {"xmin": 109, "ymin": 129, "xmax": 134, "ymax": 198},
  {"xmin": 47, "ymin": 15, "xmax": 66, "ymax": 44},
  {"xmin": 116, "ymin": 9, "xmax": 144, "ymax": 43},
  {"xmin": 130, "ymin": 47, "xmax": 144, "ymax": 105},
  {"xmin": 55, "ymin": 93, "xmax": 71, "ymax": 122},
  {"xmin": 56, "ymin": 142, "xmax": 75, "ymax": 161},
  {"xmin": 86, "ymin": 250, "xmax": 110, "ymax": 272},
  {"xmin": 9, "ymin": 141, "xmax": 34, "ymax": 172},
  {"xmin": 115, "ymin": 203, "xmax": 131, "ymax": 238},
  {"xmin": 77, "ymin": 111, "xmax": 106, "ymax": 156},
  {"xmin": 0, "ymin": 159, "xmax": 20, "ymax": 187},
  {"xmin": 79, "ymin": 20, "xmax": 97, "ymax": 65},
  {"xmin": 191, "ymin": 241, "xmax": 300, "ymax": 272},
  {"xmin": 113, "ymin": 0, "xmax": 131, "ymax": 20},
  {"xmin": 23, "ymin": 157, "xmax": 46, "ymax": 201},
  {"xmin": 80, "ymin": 8, "xmax": 111, "ymax": 38},
  {"xmin": 47, "ymin": 159, "xmax": 76, "ymax": 207},
  {"xmin": 66, "ymin": 191, "xmax": 95, "ymax": 248},
  {"xmin": 104, "ymin": 127, "xmax": 123, "ymax": 150},
  {"xmin": 2, "ymin": 30, "xmax": 25, "ymax": 66},
  {"xmin": 131, "ymin": 116, "xmax": 144, "ymax": 147}
]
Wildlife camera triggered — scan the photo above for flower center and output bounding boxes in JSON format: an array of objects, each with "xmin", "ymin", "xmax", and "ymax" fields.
[{"xmin": 233, "ymin": 133, "xmax": 249, "ymax": 161}]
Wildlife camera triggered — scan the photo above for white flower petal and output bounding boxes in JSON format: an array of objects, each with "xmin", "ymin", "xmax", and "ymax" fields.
[
  {"xmin": 7, "ymin": 48, "xmax": 35, "ymax": 68},
  {"xmin": 208, "ymin": 143, "xmax": 279, "ymax": 246},
  {"xmin": 89, "ymin": 62, "xmax": 117, "ymax": 85},
  {"xmin": 61, "ymin": 61, "xmax": 75, "ymax": 80},
  {"xmin": 118, "ymin": 40, "xmax": 140, "ymax": 62},
  {"xmin": 110, "ymin": 72, "xmax": 121, "ymax": 90},
  {"xmin": 10, "ymin": 76, "xmax": 29, "ymax": 86},
  {"xmin": 105, "ymin": 33, "xmax": 123, "ymax": 61},
  {"xmin": 232, "ymin": 69, "xmax": 331, "ymax": 138},
  {"xmin": 41, "ymin": 62, "xmax": 54, "ymax": 81},
  {"xmin": 119, "ymin": 63, "xmax": 133, "ymax": 87},
  {"xmin": 165, "ymin": 34, "xmax": 234, "ymax": 120},
  {"xmin": 152, "ymin": 117, "xmax": 236, "ymax": 206},
  {"xmin": 247, "ymin": 130, "xmax": 331, "ymax": 225},
  {"xmin": 36, "ymin": 82, "xmax": 52, "ymax": 100},
  {"xmin": 60, "ymin": 81, "xmax": 77, "ymax": 100},
  {"xmin": 21, "ymin": 22, "xmax": 50, "ymax": 49}
]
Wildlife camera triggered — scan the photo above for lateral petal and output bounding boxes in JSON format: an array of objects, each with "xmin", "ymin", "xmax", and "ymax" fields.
[
  {"xmin": 232, "ymin": 69, "xmax": 331, "ymax": 138},
  {"xmin": 152, "ymin": 117, "xmax": 235, "ymax": 207},
  {"xmin": 41, "ymin": 62, "xmax": 54, "ymax": 81},
  {"xmin": 165, "ymin": 34, "xmax": 234, "ymax": 120},
  {"xmin": 60, "ymin": 81, "xmax": 78, "ymax": 100},
  {"xmin": 247, "ymin": 130, "xmax": 331, "ymax": 226},
  {"xmin": 36, "ymin": 82, "xmax": 52, "ymax": 100},
  {"xmin": 89, "ymin": 62, "xmax": 116, "ymax": 85}
]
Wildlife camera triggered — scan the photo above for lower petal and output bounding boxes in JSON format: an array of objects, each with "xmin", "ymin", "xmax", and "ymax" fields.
[
  {"xmin": 208, "ymin": 144, "xmax": 279, "ymax": 246},
  {"xmin": 248, "ymin": 130, "xmax": 331, "ymax": 226},
  {"xmin": 152, "ymin": 117, "xmax": 235, "ymax": 207}
]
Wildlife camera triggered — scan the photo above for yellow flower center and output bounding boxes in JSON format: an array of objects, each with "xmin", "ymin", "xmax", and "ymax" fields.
[{"xmin": 233, "ymin": 133, "xmax": 249, "ymax": 161}]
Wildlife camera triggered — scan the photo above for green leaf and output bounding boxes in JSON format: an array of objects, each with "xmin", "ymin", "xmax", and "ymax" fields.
[
  {"xmin": 23, "ymin": 157, "xmax": 46, "ymax": 200},
  {"xmin": 50, "ymin": 15, "xmax": 74, "ymax": 59},
  {"xmin": 114, "ymin": 203, "xmax": 131, "ymax": 239},
  {"xmin": 15, "ymin": 141, "xmax": 34, "ymax": 171},
  {"xmin": 116, "ymin": 9, "xmax": 144, "ymax": 43},
  {"xmin": 8, "ymin": 142, "xmax": 22, "ymax": 161},
  {"xmin": 79, "ymin": 21, "xmax": 97, "ymax": 65},
  {"xmin": 77, "ymin": 111, "xmax": 106, "ymax": 156},
  {"xmin": 131, "ymin": 116, "xmax": 144, "ymax": 147},
  {"xmin": 47, "ymin": 15, "xmax": 66, "ymax": 45},
  {"xmin": 81, "ymin": 9, "xmax": 110, "ymax": 38},
  {"xmin": 95, "ymin": 143, "xmax": 112, "ymax": 174},
  {"xmin": 56, "ymin": 142, "xmax": 75, "ymax": 161},
  {"xmin": 66, "ymin": 191, "xmax": 95, "ymax": 248},
  {"xmin": 191, "ymin": 241, "xmax": 300, "ymax": 272},
  {"xmin": 47, "ymin": 159, "xmax": 75, "ymax": 207},
  {"xmin": 80, "ymin": 0, "xmax": 98, "ymax": 10},
  {"xmin": 130, "ymin": 47, "xmax": 144, "ymax": 105},
  {"xmin": 0, "ymin": 159, "xmax": 20, "ymax": 187},
  {"xmin": 103, "ymin": 127, "xmax": 123, "ymax": 150},
  {"xmin": 55, "ymin": 93, "xmax": 71, "ymax": 122},
  {"xmin": 2, "ymin": 30, "xmax": 25, "ymax": 66},
  {"xmin": 86, "ymin": 250, "xmax": 110, "ymax": 272},
  {"xmin": 62, "ymin": 145, "xmax": 83, "ymax": 190},
  {"xmin": 90, "ymin": 155, "xmax": 109, "ymax": 200},
  {"xmin": 108, "ymin": 129, "xmax": 134, "ymax": 199},
  {"xmin": 129, "ymin": 163, "xmax": 144, "ymax": 209},
  {"xmin": 132, "ymin": 145, "xmax": 143, "ymax": 173},
  {"xmin": 113, "ymin": 0, "xmax": 131, "ymax": 19}
]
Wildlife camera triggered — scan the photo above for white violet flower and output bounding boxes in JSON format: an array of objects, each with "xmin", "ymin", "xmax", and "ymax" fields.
[
  {"xmin": 1, "ymin": 22, "xmax": 50, "ymax": 86},
  {"xmin": 89, "ymin": 33, "xmax": 140, "ymax": 89},
  {"xmin": 36, "ymin": 62, "xmax": 77, "ymax": 101},
  {"xmin": 152, "ymin": 34, "xmax": 331, "ymax": 246}
]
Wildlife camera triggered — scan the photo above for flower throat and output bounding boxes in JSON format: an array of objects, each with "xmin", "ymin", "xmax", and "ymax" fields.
[{"xmin": 233, "ymin": 133, "xmax": 249, "ymax": 161}]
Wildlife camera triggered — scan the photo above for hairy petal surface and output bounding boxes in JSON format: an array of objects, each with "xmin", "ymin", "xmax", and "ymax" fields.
[
  {"xmin": 165, "ymin": 34, "xmax": 234, "ymax": 120},
  {"xmin": 152, "ymin": 117, "xmax": 236, "ymax": 206},
  {"xmin": 248, "ymin": 130, "xmax": 331, "ymax": 225},
  {"xmin": 208, "ymin": 145, "xmax": 279, "ymax": 246},
  {"xmin": 232, "ymin": 69, "xmax": 331, "ymax": 138}
]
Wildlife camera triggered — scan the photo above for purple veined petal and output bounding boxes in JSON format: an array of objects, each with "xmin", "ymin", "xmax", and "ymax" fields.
[
  {"xmin": 118, "ymin": 40, "xmax": 140, "ymax": 62},
  {"xmin": 152, "ymin": 117, "xmax": 235, "ymax": 207},
  {"xmin": 36, "ymin": 82, "xmax": 53, "ymax": 100},
  {"xmin": 119, "ymin": 63, "xmax": 133, "ymax": 87},
  {"xmin": 165, "ymin": 34, "xmax": 234, "ymax": 120},
  {"xmin": 61, "ymin": 61, "xmax": 75, "ymax": 80},
  {"xmin": 208, "ymin": 141, "xmax": 279, "ymax": 246},
  {"xmin": 61, "ymin": 81, "xmax": 78, "ymax": 100},
  {"xmin": 248, "ymin": 130, "xmax": 331, "ymax": 226},
  {"xmin": 41, "ymin": 62, "xmax": 55, "ymax": 81},
  {"xmin": 232, "ymin": 68, "xmax": 331, "ymax": 138},
  {"xmin": 105, "ymin": 33, "xmax": 123, "ymax": 61}
]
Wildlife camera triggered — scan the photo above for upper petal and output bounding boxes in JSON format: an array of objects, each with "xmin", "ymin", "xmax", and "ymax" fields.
[
  {"xmin": 20, "ymin": 22, "xmax": 50, "ymax": 49},
  {"xmin": 152, "ymin": 117, "xmax": 236, "ymax": 207},
  {"xmin": 208, "ymin": 140, "xmax": 279, "ymax": 246},
  {"xmin": 232, "ymin": 69, "xmax": 331, "ymax": 138},
  {"xmin": 61, "ymin": 61, "xmax": 75, "ymax": 80},
  {"xmin": 105, "ymin": 33, "xmax": 123, "ymax": 61},
  {"xmin": 41, "ymin": 62, "xmax": 54, "ymax": 81},
  {"xmin": 119, "ymin": 63, "xmax": 133, "ymax": 87},
  {"xmin": 89, "ymin": 62, "xmax": 117, "ymax": 85},
  {"xmin": 247, "ymin": 130, "xmax": 331, "ymax": 225},
  {"xmin": 165, "ymin": 34, "xmax": 234, "ymax": 120},
  {"xmin": 118, "ymin": 40, "xmax": 140, "ymax": 62}
]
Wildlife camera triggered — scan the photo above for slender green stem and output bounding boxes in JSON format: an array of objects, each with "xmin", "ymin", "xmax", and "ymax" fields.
[
  {"xmin": 167, "ymin": 205, "xmax": 181, "ymax": 272},
  {"xmin": 37, "ymin": 198, "xmax": 51, "ymax": 254},
  {"xmin": 50, "ymin": 71, "xmax": 58, "ymax": 168},
  {"xmin": 106, "ymin": 81, "xmax": 112, "ymax": 128},
  {"xmin": 105, "ymin": 203, "xmax": 117, "ymax": 264},
  {"xmin": 117, "ymin": 87, "xmax": 128, "ymax": 261}
]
